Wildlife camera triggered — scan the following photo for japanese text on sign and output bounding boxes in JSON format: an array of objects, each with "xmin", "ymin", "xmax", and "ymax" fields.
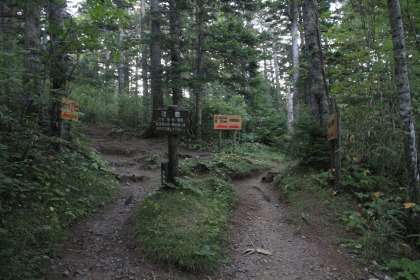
[
  {"xmin": 327, "ymin": 113, "xmax": 338, "ymax": 141},
  {"xmin": 153, "ymin": 108, "xmax": 192, "ymax": 136},
  {"xmin": 214, "ymin": 115, "xmax": 242, "ymax": 130},
  {"xmin": 61, "ymin": 98, "xmax": 79, "ymax": 121}
]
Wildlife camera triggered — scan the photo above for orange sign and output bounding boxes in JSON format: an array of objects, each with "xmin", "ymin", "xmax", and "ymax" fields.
[
  {"xmin": 61, "ymin": 98, "xmax": 79, "ymax": 121},
  {"xmin": 214, "ymin": 115, "xmax": 242, "ymax": 130},
  {"xmin": 327, "ymin": 113, "xmax": 338, "ymax": 141}
]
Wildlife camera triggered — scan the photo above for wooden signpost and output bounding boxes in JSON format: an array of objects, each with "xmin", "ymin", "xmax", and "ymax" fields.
[
  {"xmin": 327, "ymin": 113, "xmax": 338, "ymax": 141},
  {"xmin": 153, "ymin": 106, "xmax": 192, "ymax": 186},
  {"xmin": 60, "ymin": 98, "xmax": 79, "ymax": 121},
  {"xmin": 214, "ymin": 115, "xmax": 242, "ymax": 153},
  {"xmin": 328, "ymin": 100, "xmax": 341, "ymax": 190}
]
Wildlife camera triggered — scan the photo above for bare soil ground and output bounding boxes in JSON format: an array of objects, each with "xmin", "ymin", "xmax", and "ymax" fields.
[{"xmin": 47, "ymin": 126, "xmax": 367, "ymax": 280}]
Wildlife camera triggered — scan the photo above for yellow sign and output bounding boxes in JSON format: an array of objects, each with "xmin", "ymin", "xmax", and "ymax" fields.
[
  {"xmin": 214, "ymin": 115, "xmax": 242, "ymax": 130},
  {"xmin": 61, "ymin": 98, "xmax": 79, "ymax": 121},
  {"xmin": 327, "ymin": 113, "xmax": 338, "ymax": 141}
]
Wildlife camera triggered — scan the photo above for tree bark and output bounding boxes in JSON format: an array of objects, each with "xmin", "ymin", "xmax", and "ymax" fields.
[
  {"xmin": 286, "ymin": 80, "xmax": 294, "ymax": 133},
  {"xmin": 143, "ymin": 0, "xmax": 163, "ymax": 138},
  {"xmin": 140, "ymin": 0, "xmax": 149, "ymax": 111},
  {"xmin": 118, "ymin": 24, "xmax": 125, "ymax": 95},
  {"xmin": 289, "ymin": 0, "xmax": 300, "ymax": 121},
  {"xmin": 22, "ymin": 1, "xmax": 42, "ymax": 120},
  {"xmin": 168, "ymin": 0, "xmax": 182, "ymax": 106},
  {"xmin": 49, "ymin": 0, "xmax": 68, "ymax": 150},
  {"xmin": 150, "ymin": 0, "xmax": 163, "ymax": 110},
  {"xmin": 194, "ymin": 0, "xmax": 205, "ymax": 140},
  {"xmin": 301, "ymin": 0, "xmax": 330, "ymax": 126},
  {"xmin": 387, "ymin": 0, "xmax": 419, "ymax": 203},
  {"xmin": 273, "ymin": 41, "xmax": 281, "ymax": 107}
]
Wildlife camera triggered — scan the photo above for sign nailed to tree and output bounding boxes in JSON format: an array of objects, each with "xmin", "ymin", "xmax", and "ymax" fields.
[
  {"xmin": 153, "ymin": 107, "xmax": 192, "ymax": 136},
  {"xmin": 60, "ymin": 98, "xmax": 79, "ymax": 121},
  {"xmin": 327, "ymin": 113, "xmax": 338, "ymax": 141},
  {"xmin": 214, "ymin": 115, "xmax": 242, "ymax": 130}
]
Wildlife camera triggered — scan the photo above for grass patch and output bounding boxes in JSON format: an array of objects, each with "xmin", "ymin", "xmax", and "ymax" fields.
[
  {"xmin": 0, "ymin": 129, "xmax": 119, "ymax": 279},
  {"xmin": 274, "ymin": 165, "xmax": 356, "ymax": 236},
  {"xmin": 134, "ymin": 177, "xmax": 236, "ymax": 273},
  {"xmin": 180, "ymin": 153, "xmax": 272, "ymax": 179}
]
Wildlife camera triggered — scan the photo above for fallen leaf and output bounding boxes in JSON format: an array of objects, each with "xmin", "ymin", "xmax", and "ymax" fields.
[
  {"xmin": 243, "ymin": 249, "xmax": 255, "ymax": 256},
  {"xmin": 256, "ymin": 248, "xmax": 273, "ymax": 256},
  {"xmin": 404, "ymin": 203, "xmax": 417, "ymax": 209}
]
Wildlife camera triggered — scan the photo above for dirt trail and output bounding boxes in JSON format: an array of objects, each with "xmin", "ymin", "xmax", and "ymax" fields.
[{"xmin": 47, "ymin": 126, "xmax": 364, "ymax": 280}]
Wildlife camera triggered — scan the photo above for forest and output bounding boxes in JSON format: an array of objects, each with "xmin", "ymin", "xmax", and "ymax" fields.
[{"xmin": 0, "ymin": 0, "xmax": 419, "ymax": 279}]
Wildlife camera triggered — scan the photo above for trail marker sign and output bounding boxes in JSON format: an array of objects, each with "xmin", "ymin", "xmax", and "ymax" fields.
[
  {"xmin": 153, "ymin": 107, "xmax": 192, "ymax": 136},
  {"xmin": 214, "ymin": 115, "xmax": 242, "ymax": 130},
  {"xmin": 327, "ymin": 113, "xmax": 338, "ymax": 141},
  {"xmin": 60, "ymin": 98, "xmax": 79, "ymax": 121},
  {"xmin": 153, "ymin": 106, "xmax": 192, "ymax": 187}
]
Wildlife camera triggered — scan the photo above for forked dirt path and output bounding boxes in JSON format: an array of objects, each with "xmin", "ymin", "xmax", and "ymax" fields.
[{"xmin": 47, "ymin": 126, "xmax": 365, "ymax": 280}]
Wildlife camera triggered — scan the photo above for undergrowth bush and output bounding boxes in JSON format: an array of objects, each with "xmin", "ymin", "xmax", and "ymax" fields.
[
  {"xmin": 0, "ymin": 125, "xmax": 118, "ymax": 279},
  {"xmin": 180, "ymin": 153, "xmax": 271, "ymax": 179},
  {"xmin": 288, "ymin": 108, "xmax": 330, "ymax": 169}
]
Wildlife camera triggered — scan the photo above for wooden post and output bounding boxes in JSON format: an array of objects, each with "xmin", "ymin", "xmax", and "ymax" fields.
[
  {"xmin": 161, "ymin": 161, "xmax": 169, "ymax": 185},
  {"xmin": 218, "ymin": 130, "xmax": 222, "ymax": 153},
  {"xmin": 233, "ymin": 130, "xmax": 237, "ymax": 152},
  {"xmin": 330, "ymin": 98, "xmax": 341, "ymax": 190},
  {"xmin": 167, "ymin": 105, "xmax": 179, "ymax": 185}
]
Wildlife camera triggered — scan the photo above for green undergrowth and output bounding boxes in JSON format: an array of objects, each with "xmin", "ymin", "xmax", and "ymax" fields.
[
  {"xmin": 133, "ymin": 177, "xmax": 236, "ymax": 273},
  {"xmin": 179, "ymin": 152, "xmax": 272, "ymax": 179},
  {"xmin": 274, "ymin": 165, "xmax": 420, "ymax": 279},
  {"xmin": 0, "ymin": 127, "xmax": 119, "ymax": 279}
]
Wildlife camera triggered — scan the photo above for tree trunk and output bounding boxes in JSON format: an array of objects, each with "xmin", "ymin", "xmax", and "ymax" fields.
[
  {"xmin": 301, "ymin": 0, "xmax": 330, "ymax": 126},
  {"xmin": 273, "ymin": 42, "xmax": 281, "ymax": 107},
  {"xmin": 387, "ymin": 0, "xmax": 419, "ymax": 203},
  {"xmin": 49, "ymin": 0, "xmax": 68, "ymax": 150},
  {"xmin": 150, "ymin": 0, "xmax": 163, "ymax": 110},
  {"xmin": 140, "ymin": 0, "xmax": 149, "ymax": 111},
  {"xmin": 22, "ymin": 1, "xmax": 42, "ymax": 120},
  {"xmin": 194, "ymin": 0, "xmax": 205, "ymax": 140},
  {"xmin": 1, "ymin": 1, "xmax": 17, "ymax": 104},
  {"xmin": 143, "ymin": 0, "xmax": 163, "ymax": 138},
  {"xmin": 263, "ymin": 42, "xmax": 268, "ymax": 82},
  {"xmin": 118, "ymin": 24, "xmax": 125, "ymax": 95},
  {"xmin": 286, "ymin": 80, "xmax": 294, "ymax": 133},
  {"xmin": 169, "ymin": 0, "xmax": 182, "ymax": 106},
  {"xmin": 289, "ymin": 0, "xmax": 300, "ymax": 121},
  {"xmin": 141, "ymin": 45, "xmax": 149, "ymax": 110}
]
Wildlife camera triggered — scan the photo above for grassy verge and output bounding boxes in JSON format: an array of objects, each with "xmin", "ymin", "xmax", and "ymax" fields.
[
  {"xmin": 0, "ymin": 129, "xmax": 119, "ymax": 279},
  {"xmin": 134, "ymin": 153, "xmax": 273, "ymax": 274},
  {"xmin": 274, "ymin": 165, "xmax": 420, "ymax": 279}
]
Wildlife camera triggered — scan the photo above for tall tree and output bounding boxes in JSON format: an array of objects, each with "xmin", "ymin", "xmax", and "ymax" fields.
[
  {"xmin": 288, "ymin": 0, "xmax": 300, "ymax": 122},
  {"xmin": 301, "ymin": 0, "xmax": 329, "ymax": 126},
  {"xmin": 150, "ymin": 0, "xmax": 163, "ymax": 110},
  {"xmin": 49, "ymin": 0, "xmax": 69, "ymax": 145},
  {"xmin": 118, "ymin": 22, "xmax": 126, "ymax": 95},
  {"xmin": 194, "ymin": 0, "xmax": 205, "ymax": 140},
  {"xmin": 22, "ymin": 1, "xmax": 42, "ymax": 120},
  {"xmin": 139, "ymin": 0, "xmax": 149, "ymax": 111},
  {"xmin": 387, "ymin": 0, "xmax": 419, "ymax": 203},
  {"xmin": 168, "ymin": 0, "xmax": 182, "ymax": 106}
]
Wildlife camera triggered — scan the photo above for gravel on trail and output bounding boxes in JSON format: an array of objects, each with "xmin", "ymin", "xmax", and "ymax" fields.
[{"xmin": 47, "ymin": 126, "xmax": 367, "ymax": 280}]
